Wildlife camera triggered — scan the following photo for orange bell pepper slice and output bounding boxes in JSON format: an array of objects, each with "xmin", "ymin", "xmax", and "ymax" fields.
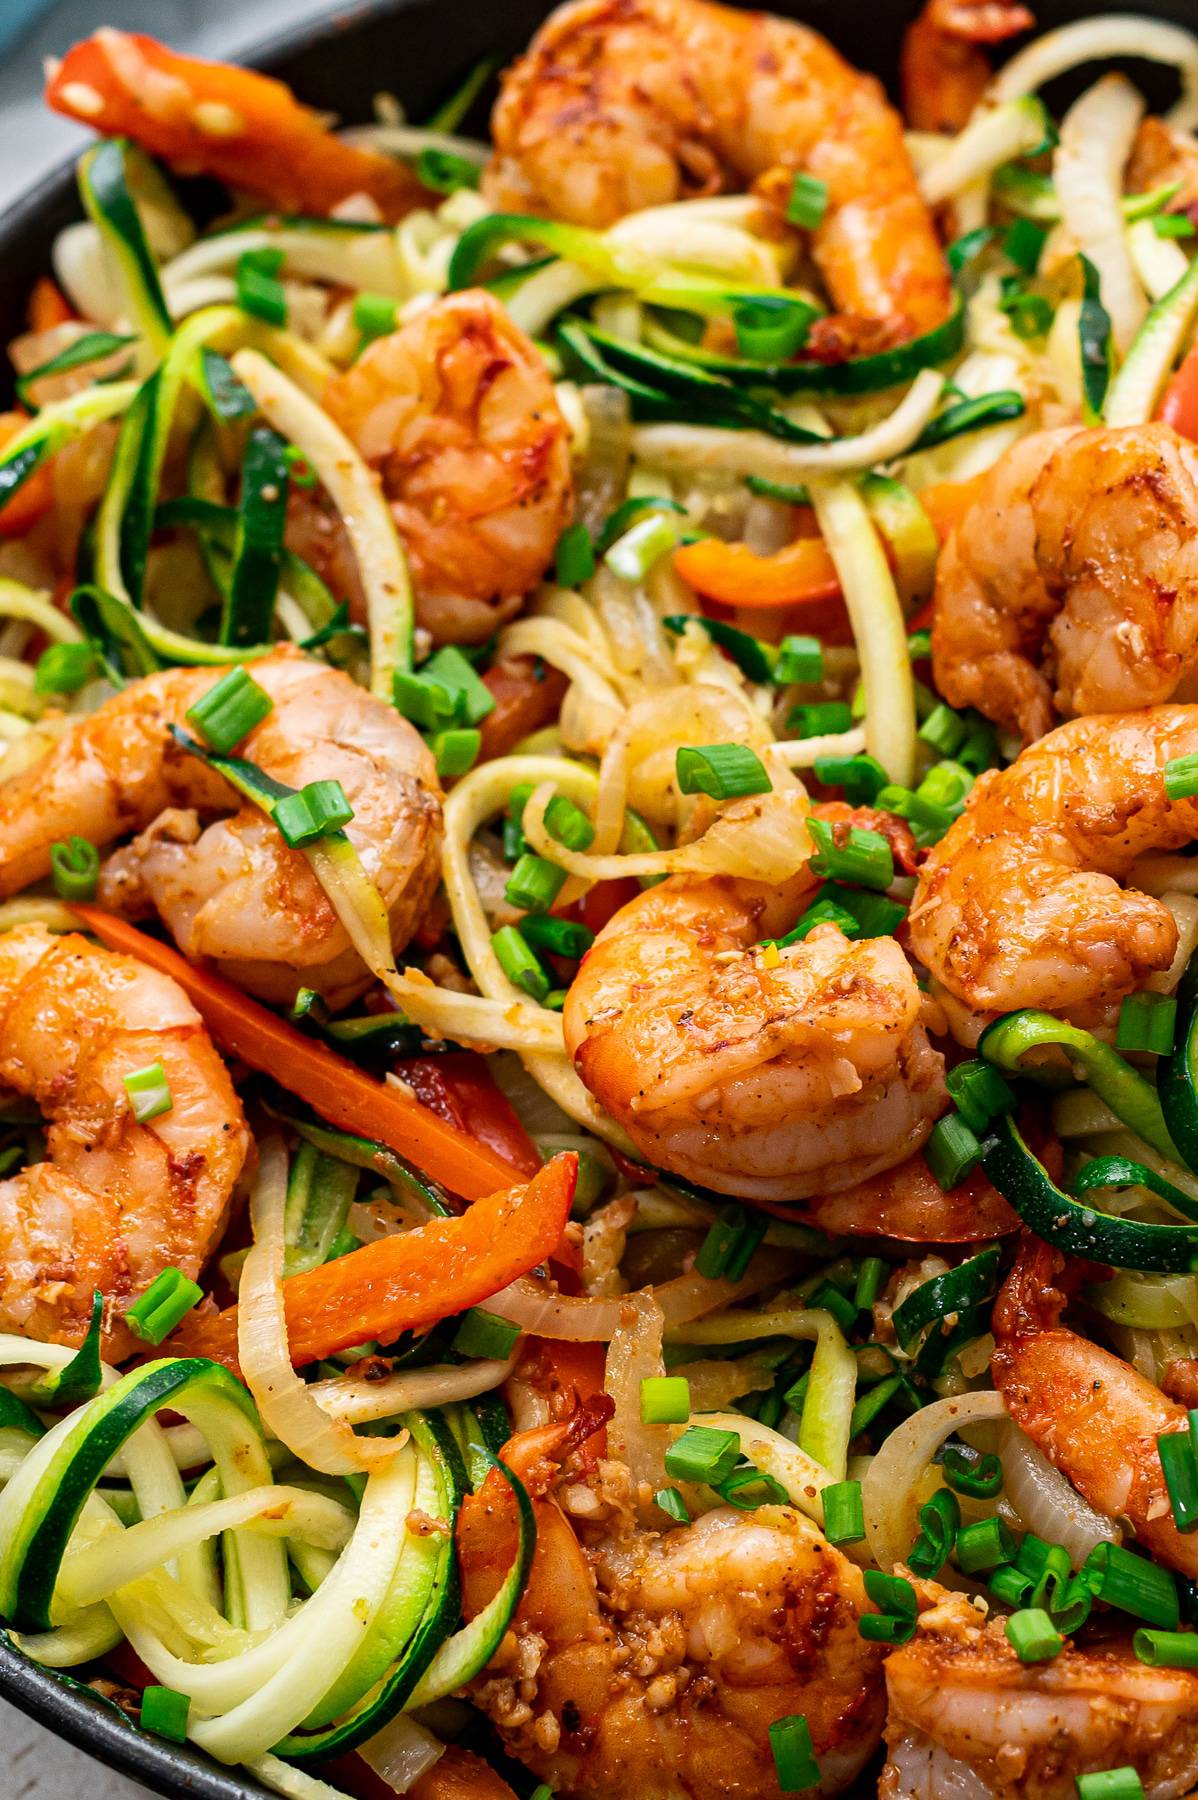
[
  {"xmin": 71, "ymin": 905, "xmax": 522, "ymax": 1202},
  {"xmin": 919, "ymin": 473, "xmax": 991, "ymax": 543},
  {"xmin": 174, "ymin": 1151, "xmax": 577, "ymax": 1371},
  {"xmin": 1159, "ymin": 346, "xmax": 1198, "ymax": 442},
  {"xmin": 27, "ymin": 277, "xmax": 74, "ymax": 333},
  {"xmin": 672, "ymin": 533, "xmax": 841, "ymax": 608},
  {"xmin": 0, "ymin": 413, "xmax": 53, "ymax": 538},
  {"xmin": 46, "ymin": 32, "xmax": 426, "ymax": 221},
  {"xmin": 477, "ymin": 655, "xmax": 569, "ymax": 764}
]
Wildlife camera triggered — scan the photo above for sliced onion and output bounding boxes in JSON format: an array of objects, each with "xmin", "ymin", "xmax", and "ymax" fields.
[
  {"xmin": 248, "ymin": 1752, "xmax": 362, "ymax": 1800},
  {"xmin": 309, "ymin": 1356, "xmax": 516, "ymax": 1425},
  {"xmin": 999, "ymin": 1422, "xmax": 1121, "ymax": 1565},
  {"xmin": 696, "ymin": 1412, "xmax": 831, "ymax": 1524},
  {"xmin": 862, "ymin": 1390, "xmax": 1008, "ymax": 1572},
  {"xmin": 356, "ymin": 1716, "xmax": 444, "ymax": 1794},
  {"xmin": 238, "ymin": 1139, "xmax": 404, "ymax": 1476},
  {"xmin": 488, "ymin": 1258, "xmax": 788, "ymax": 1342},
  {"xmin": 990, "ymin": 15, "xmax": 1198, "ymax": 132},
  {"xmin": 1054, "ymin": 75, "xmax": 1147, "ymax": 353},
  {"xmin": 605, "ymin": 1293, "xmax": 671, "ymax": 1500}
]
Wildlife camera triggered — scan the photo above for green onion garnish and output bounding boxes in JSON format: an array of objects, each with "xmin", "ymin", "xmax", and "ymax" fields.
[
  {"xmin": 854, "ymin": 1257, "xmax": 886, "ymax": 1312},
  {"xmin": 807, "ymin": 818, "xmax": 894, "ymax": 891},
  {"xmin": 875, "ymin": 782, "xmax": 954, "ymax": 839},
  {"xmin": 452, "ymin": 1308, "xmax": 521, "ymax": 1360},
  {"xmin": 990, "ymin": 1563, "xmax": 1034, "ymax": 1609},
  {"xmin": 433, "ymin": 726, "xmax": 481, "ymax": 777},
  {"xmin": 50, "ymin": 835, "xmax": 100, "ymax": 902},
  {"xmin": 185, "ymin": 666, "xmax": 274, "ymax": 753},
  {"xmin": 788, "ymin": 700, "xmax": 854, "ymax": 738},
  {"xmin": 272, "ymin": 779, "xmax": 354, "ymax": 847},
  {"xmin": 907, "ymin": 1486, "xmax": 961, "ymax": 1578},
  {"xmin": 813, "ymin": 752, "xmax": 887, "ymax": 804},
  {"xmin": 1133, "ymin": 1627, "xmax": 1198, "ymax": 1666},
  {"xmin": 124, "ymin": 1267, "xmax": 202, "ymax": 1345},
  {"xmin": 1116, "ymin": 991, "xmax": 1177, "ymax": 1056},
  {"xmin": 416, "ymin": 146, "xmax": 483, "ymax": 193},
  {"xmin": 520, "ymin": 914, "xmax": 593, "ymax": 960},
  {"xmin": 998, "ymin": 276, "xmax": 1054, "ymax": 340},
  {"xmin": 776, "ymin": 634, "xmax": 824, "ymax": 684},
  {"xmin": 1078, "ymin": 253, "xmax": 1113, "ymax": 423},
  {"xmin": 1002, "ymin": 216, "xmax": 1048, "ymax": 273},
  {"xmin": 664, "ymin": 1424, "xmax": 740, "ymax": 1486},
  {"xmin": 140, "ymin": 1684, "xmax": 191, "ymax": 1743},
  {"xmin": 542, "ymin": 793, "xmax": 596, "ymax": 852},
  {"xmin": 786, "ymin": 172, "xmax": 829, "ymax": 230},
  {"xmin": 1165, "ymin": 753, "xmax": 1198, "ymax": 800},
  {"xmin": 942, "ymin": 1443, "xmax": 1003, "ymax": 1498},
  {"xmin": 236, "ymin": 246, "xmax": 287, "ymax": 325},
  {"xmin": 733, "ymin": 299, "xmax": 813, "ymax": 362},
  {"xmin": 606, "ymin": 510, "xmax": 682, "ymax": 582},
  {"xmin": 821, "ymin": 1479, "xmax": 865, "ymax": 1545},
  {"xmin": 925, "ymin": 1110, "xmax": 986, "ymax": 1190},
  {"xmin": 695, "ymin": 1202, "xmax": 766, "ymax": 1281},
  {"xmin": 1154, "ymin": 214, "xmax": 1196, "ymax": 239},
  {"xmin": 654, "ymin": 1486, "xmax": 690, "ymax": 1524},
  {"xmin": 555, "ymin": 520, "xmax": 595, "ymax": 587},
  {"xmin": 769, "ymin": 1714, "xmax": 820, "ymax": 1792},
  {"xmin": 1075, "ymin": 1772, "xmax": 1146, "ymax": 1800},
  {"xmin": 352, "ymin": 291, "xmax": 399, "ymax": 345},
  {"xmin": 123, "ymin": 1061, "xmax": 173, "ymax": 1123},
  {"xmin": 1081, "ymin": 1542, "xmax": 1180, "ymax": 1627},
  {"xmin": 421, "ymin": 645, "xmax": 496, "ymax": 725},
  {"xmin": 1005, "ymin": 1607, "xmax": 1063, "ymax": 1663},
  {"xmin": 491, "ymin": 924, "xmax": 550, "ymax": 1002},
  {"xmin": 1159, "ymin": 1429, "xmax": 1198, "ymax": 1533},
  {"xmin": 504, "ymin": 851, "xmax": 568, "ymax": 915},
  {"xmin": 836, "ymin": 889, "xmax": 906, "ymax": 944},
  {"xmin": 676, "ymin": 743, "xmax": 772, "ymax": 799},
  {"xmin": 859, "ymin": 1568, "xmax": 918, "ymax": 1644},
  {"xmin": 778, "ymin": 893, "xmax": 861, "ymax": 944},
  {"xmin": 640, "ymin": 1375, "xmax": 690, "ymax": 1424},
  {"xmin": 719, "ymin": 1463, "xmax": 790, "ymax": 1509},
  {"xmin": 808, "ymin": 1279, "xmax": 858, "ymax": 1334},
  {"xmin": 34, "ymin": 640, "xmax": 94, "ymax": 695},
  {"xmin": 393, "ymin": 668, "xmax": 460, "ymax": 729},
  {"xmin": 918, "ymin": 702, "xmax": 967, "ymax": 757},
  {"xmin": 944, "ymin": 1060, "xmax": 1015, "ymax": 1134},
  {"xmin": 954, "ymin": 1516, "xmax": 1016, "ymax": 1574}
]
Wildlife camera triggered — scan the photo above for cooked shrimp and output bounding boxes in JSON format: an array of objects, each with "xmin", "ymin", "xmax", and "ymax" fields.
[
  {"xmin": 907, "ymin": 705, "xmax": 1198, "ymax": 1017},
  {"xmin": 1128, "ymin": 117, "xmax": 1198, "ymax": 218},
  {"xmin": 487, "ymin": 0, "xmax": 953, "ymax": 341},
  {"xmin": 563, "ymin": 865, "xmax": 946, "ymax": 1202},
  {"xmin": 992, "ymin": 1236, "xmax": 1198, "ymax": 1580},
  {"xmin": 324, "ymin": 290, "xmax": 573, "ymax": 645},
  {"xmin": 931, "ymin": 424, "xmax": 1198, "ymax": 745},
  {"xmin": 0, "ymin": 924, "xmax": 250, "ymax": 1355},
  {"xmin": 0, "ymin": 646, "xmax": 441, "ymax": 1007},
  {"xmin": 901, "ymin": 0, "xmax": 1033, "ymax": 135},
  {"xmin": 881, "ymin": 1586, "xmax": 1198, "ymax": 1800},
  {"xmin": 797, "ymin": 1150, "xmax": 1017, "ymax": 1242},
  {"xmin": 462, "ymin": 1410, "xmax": 887, "ymax": 1799}
]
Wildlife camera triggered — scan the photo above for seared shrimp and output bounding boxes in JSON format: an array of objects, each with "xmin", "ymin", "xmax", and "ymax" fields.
[
  {"xmin": 907, "ymin": 705, "xmax": 1198, "ymax": 1017},
  {"xmin": 325, "ymin": 290, "xmax": 573, "ymax": 645},
  {"xmin": 901, "ymin": 0, "xmax": 1033, "ymax": 134},
  {"xmin": 462, "ymin": 1411, "xmax": 887, "ymax": 1799},
  {"xmin": 931, "ymin": 424, "xmax": 1198, "ymax": 745},
  {"xmin": 0, "ymin": 924, "xmax": 250, "ymax": 1355},
  {"xmin": 563, "ymin": 868, "xmax": 946, "ymax": 1202},
  {"xmin": 0, "ymin": 646, "xmax": 441, "ymax": 1006},
  {"xmin": 992, "ymin": 1237, "xmax": 1198, "ymax": 1580},
  {"xmin": 487, "ymin": 0, "xmax": 953, "ymax": 340},
  {"xmin": 881, "ymin": 1587, "xmax": 1198, "ymax": 1800},
  {"xmin": 800, "ymin": 1151, "xmax": 1017, "ymax": 1242}
]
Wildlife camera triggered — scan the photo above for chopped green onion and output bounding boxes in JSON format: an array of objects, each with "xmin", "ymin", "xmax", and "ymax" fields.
[
  {"xmin": 641, "ymin": 1375, "xmax": 691, "ymax": 1424},
  {"xmin": 858, "ymin": 1610, "xmax": 918, "ymax": 1644},
  {"xmin": 734, "ymin": 299, "xmax": 813, "ymax": 361},
  {"xmin": 606, "ymin": 510, "xmax": 682, "ymax": 581},
  {"xmin": 998, "ymin": 276, "xmax": 1054, "ymax": 340},
  {"xmin": 1159, "ymin": 1430, "xmax": 1198, "ymax": 1533},
  {"xmin": 124, "ymin": 1267, "xmax": 203, "ymax": 1345},
  {"xmin": 788, "ymin": 700, "xmax": 854, "ymax": 738},
  {"xmin": 695, "ymin": 1202, "xmax": 767, "ymax": 1281},
  {"xmin": 777, "ymin": 635, "xmax": 824, "ymax": 684},
  {"xmin": 769, "ymin": 1714, "xmax": 820, "ymax": 1792},
  {"xmin": 1165, "ymin": 753, "xmax": 1198, "ymax": 800},
  {"xmin": 664, "ymin": 1424, "xmax": 740, "ymax": 1486},
  {"xmin": 813, "ymin": 752, "xmax": 887, "ymax": 805},
  {"xmin": 594, "ymin": 495, "xmax": 686, "ymax": 556},
  {"xmin": 848, "ymin": 1373, "xmax": 905, "ymax": 1439},
  {"xmin": 925, "ymin": 1110, "xmax": 986, "ymax": 1189},
  {"xmin": 1154, "ymin": 214, "xmax": 1196, "ymax": 239},
  {"xmin": 916, "ymin": 760, "xmax": 973, "ymax": 814},
  {"xmin": 1002, "ymin": 216, "xmax": 1048, "ymax": 273},
  {"xmin": 947, "ymin": 225, "xmax": 995, "ymax": 274},
  {"xmin": 776, "ymin": 893, "xmax": 861, "ymax": 945},
  {"xmin": 140, "ymin": 1684, "xmax": 191, "ymax": 1743},
  {"xmin": 876, "ymin": 782, "xmax": 954, "ymax": 838},
  {"xmin": 452, "ymin": 1308, "xmax": 521, "ymax": 1360},
  {"xmin": 123, "ymin": 1060, "xmax": 173, "ymax": 1123},
  {"xmin": 989, "ymin": 1562, "xmax": 1034, "ymax": 1609},
  {"xmin": 745, "ymin": 475, "xmax": 810, "ymax": 505},
  {"xmin": 432, "ymin": 726, "xmax": 481, "ymax": 777},
  {"xmin": 1078, "ymin": 253, "xmax": 1113, "ymax": 424},
  {"xmin": 807, "ymin": 818, "xmax": 893, "ymax": 891},
  {"xmin": 663, "ymin": 614, "xmax": 777, "ymax": 683},
  {"xmin": 352, "ymin": 291, "xmax": 399, "ymax": 345},
  {"xmin": 543, "ymin": 793, "xmax": 596, "ymax": 852},
  {"xmin": 786, "ymin": 173, "xmax": 829, "ymax": 229},
  {"xmin": 491, "ymin": 924, "xmax": 550, "ymax": 1002},
  {"xmin": 808, "ymin": 1279, "xmax": 858, "ymax": 1334},
  {"xmin": 907, "ymin": 1487, "xmax": 961, "ymax": 1578},
  {"xmin": 1133, "ymin": 1627, "xmax": 1198, "ymax": 1666},
  {"xmin": 1117, "ymin": 991, "xmax": 1178, "ymax": 1055},
  {"xmin": 504, "ymin": 852, "xmax": 568, "ymax": 915},
  {"xmin": 393, "ymin": 668, "xmax": 460, "ymax": 729},
  {"xmin": 49, "ymin": 836, "xmax": 100, "ymax": 902},
  {"xmin": 544, "ymin": 988, "xmax": 567, "ymax": 1012},
  {"xmin": 821, "ymin": 1478, "xmax": 865, "ymax": 1545},
  {"xmin": 907, "ymin": 628, "xmax": 932, "ymax": 660},
  {"xmin": 918, "ymin": 703, "xmax": 967, "ymax": 758},
  {"xmin": 421, "ymin": 645, "xmax": 496, "ymax": 725},
  {"xmin": 416, "ymin": 146, "xmax": 483, "ymax": 192},
  {"xmin": 528, "ymin": 1788, "xmax": 554, "ymax": 1800},
  {"xmin": 185, "ymin": 666, "xmax": 274, "ymax": 753},
  {"xmin": 719, "ymin": 1463, "xmax": 790, "ymax": 1509},
  {"xmin": 954, "ymin": 1515, "xmax": 1016, "ymax": 1574},
  {"xmin": 654, "ymin": 1486, "xmax": 690, "ymax": 1524},
  {"xmin": 945, "ymin": 1060, "xmax": 1015, "ymax": 1134},
  {"xmin": 837, "ymin": 887, "xmax": 906, "ymax": 938},
  {"xmin": 34, "ymin": 641, "xmax": 94, "ymax": 695},
  {"xmin": 1075, "ymin": 1772, "xmax": 1145, "ymax": 1800},
  {"xmin": 942, "ymin": 1444, "xmax": 1003, "ymax": 1499},
  {"xmin": 520, "ymin": 914, "xmax": 594, "ymax": 959},
  {"xmin": 555, "ymin": 520, "xmax": 595, "ymax": 587},
  {"xmin": 854, "ymin": 1256, "xmax": 886, "ymax": 1312},
  {"xmin": 272, "ymin": 779, "xmax": 354, "ymax": 847},
  {"xmin": 860, "ymin": 1567, "xmax": 918, "ymax": 1639},
  {"xmin": 1082, "ymin": 1542, "xmax": 1179, "ymax": 1627},
  {"xmin": 676, "ymin": 742, "xmax": 772, "ymax": 799},
  {"xmin": 236, "ymin": 246, "xmax": 287, "ymax": 325},
  {"xmin": 1005, "ymin": 1607, "xmax": 1063, "ymax": 1662}
]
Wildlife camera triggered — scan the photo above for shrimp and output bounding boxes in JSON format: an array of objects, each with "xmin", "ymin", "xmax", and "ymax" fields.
[
  {"xmin": 0, "ymin": 924, "xmax": 250, "ymax": 1355},
  {"xmin": 881, "ymin": 1586, "xmax": 1198, "ymax": 1800},
  {"xmin": 461, "ymin": 1408, "xmax": 887, "ymax": 1799},
  {"xmin": 0, "ymin": 646, "xmax": 441, "ymax": 1007},
  {"xmin": 901, "ymin": 0, "xmax": 1034, "ymax": 135},
  {"xmin": 796, "ymin": 1150, "xmax": 1017, "ymax": 1242},
  {"xmin": 992, "ymin": 1236, "xmax": 1198, "ymax": 1580},
  {"xmin": 907, "ymin": 705, "xmax": 1198, "ymax": 1018},
  {"xmin": 486, "ymin": 0, "xmax": 953, "ymax": 342},
  {"xmin": 562, "ymin": 863, "xmax": 947, "ymax": 1203},
  {"xmin": 45, "ymin": 31, "xmax": 425, "ymax": 220},
  {"xmin": 324, "ymin": 290, "xmax": 573, "ymax": 645},
  {"xmin": 931, "ymin": 423, "xmax": 1198, "ymax": 745}
]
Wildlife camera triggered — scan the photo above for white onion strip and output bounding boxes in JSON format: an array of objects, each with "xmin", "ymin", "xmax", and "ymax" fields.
[
  {"xmin": 489, "ymin": 1259, "xmax": 787, "ymax": 1342},
  {"xmin": 991, "ymin": 16, "xmax": 1198, "ymax": 132},
  {"xmin": 1054, "ymin": 75, "xmax": 1146, "ymax": 354},
  {"xmin": 238, "ymin": 1139, "xmax": 404, "ymax": 1476},
  {"xmin": 696, "ymin": 1412, "xmax": 832, "ymax": 1524},
  {"xmin": 999, "ymin": 1422, "xmax": 1121, "ymax": 1565},
  {"xmin": 309, "ymin": 1355, "xmax": 516, "ymax": 1425},
  {"xmin": 862, "ymin": 1390, "xmax": 1008, "ymax": 1572}
]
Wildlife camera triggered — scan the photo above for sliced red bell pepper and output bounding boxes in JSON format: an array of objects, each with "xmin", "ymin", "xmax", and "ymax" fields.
[
  {"xmin": 395, "ymin": 1051, "xmax": 541, "ymax": 1178},
  {"xmin": 477, "ymin": 655, "xmax": 569, "ymax": 763},
  {"xmin": 1159, "ymin": 346, "xmax": 1198, "ymax": 442}
]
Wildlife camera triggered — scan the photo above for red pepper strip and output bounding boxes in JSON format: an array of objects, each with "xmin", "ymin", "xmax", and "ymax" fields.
[
  {"xmin": 46, "ymin": 32, "xmax": 427, "ymax": 221},
  {"xmin": 1159, "ymin": 345, "xmax": 1198, "ymax": 441},
  {"xmin": 395, "ymin": 1052, "xmax": 541, "ymax": 1178},
  {"xmin": 0, "ymin": 412, "xmax": 53, "ymax": 538},
  {"xmin": 173, "ymin": 1152, "xmax": 578, "ymax": 1372},
  {"xmin": 70, "ymin": 906, "xmax": 522, "ymax": 1201},
  {"xmin": 477, "ymin": 655, "xmax": 569, "ymax": 763},
  {"xmin": 673, "ymin": 534, "xmax": 841, "ymax": 608},
  {"xmin": 28, "ymin": 277, "xmax": 74, "ymax": 332}
]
